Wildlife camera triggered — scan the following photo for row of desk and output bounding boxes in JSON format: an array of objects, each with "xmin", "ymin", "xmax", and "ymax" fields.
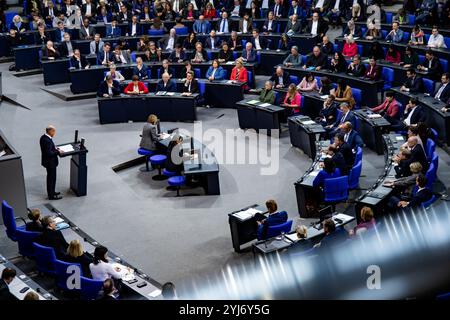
[{"xmin": 0, "ymin": 255, "xmax": 56, "ymax": 300}]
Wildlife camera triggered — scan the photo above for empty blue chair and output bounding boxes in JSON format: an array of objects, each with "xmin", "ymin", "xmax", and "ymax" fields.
[
  {"xmin": 408, "ymin": 14, "xmax": 415, "ymax": 25},
  {"xmin": 348, "ymin": 160, "xmax": 362, "ymax": 190},
  {"xmin": 431, "ymin": 152, "xmax": 438, "ymax": 171},
  {"xmin": 425, "ymin": 138, "xmax": 435, "ymax": 162},
  {"xmin": 324, "ymin": 176, "xmax": 349, "ymax": 210},
  {"xmin": 150, "ymin": 154, "xmax": 167, "ymax": 180},
  {"xmin": 357, "ymin": 45, "xmax": 363, "ymax": 56},
  {"xmin": 439, "ymin": 58, "xmax": 448, "ymax": 73},
  {"xmin": 423, "ymin": 78, "xmax": 434, "ymax": 95},
  {"xmin": 247, "ymin": 70, "xmax": 254, "ymax": 88},
  {"xmin": 425, "ymin": 163, "xmax": 436, "ymax": 190},
  {"xmin": 381, "ymin": 30, "xmax": 388, "ymax": 39},
  {"xmin": 148, "ymin": 29, "xmax": 164, "ymax": 36},
  {"xmin": 198, "ymin": 81, "xmax": 206, "ymax": 96},
  {"xmin": 382, "ymin": 67, "xmax": 394, "ymax": 91},
  {"xmin": 354, "ymin": 147, "xmax": 362, "ymax": 165},
  {"xmin": 55, "ymin": 260, "xmax": 82, "ymax": 291},
  {"xmin": 138, "ymin": 148, "xmax": 155, "ymax": 172},
  {"xmin": 333, "ymin": 43, "xmax": 339, "ymax": 53},
  {"xmin": 351, "ymin": 88, "xmax": 362, "ymax": 108},
  {"xmin": 175, "ymin": 26, "xmax": 188, "ymax": 35},
  {"xmin": 2, "ymin": 200, "xmax": 26, "ymax": 242},
  {"xmin": 163, "ymin": 168, "xmax": 177, "ymax": 177},
  {"xmin": 422, "ymin": 195, "xmax": 437, "ymax": 208},
  {"xmin": 193, "ymin": 68, "xmax": 201, "ymax": 78},
  {"xmin": 403, "ymin": 32, "xmax": 410, "ymax": 43},
  {"xmin": 130, "ymin": 52, "xmax": 136, "ymax": 63},
  {"xmin": 418, "ymin": 54, "xmax": 426, "ymax": 65},
  {"xmin": 256, "ymin": 51, "xmax": 261, "ymax": 63},
  {"xmin": 33, "ymin": 243, "xmax": 57, "ymax": 276},
  {"xmin": 16, "ymin": 229, "xmax": 40, "ymax": 258},
  {"xmin": 5, "ymin": 12, "xmax": 17, "ymax": 27},
  {"xmin": 168, "ymin": 176, "xmax": 186, "ymax": 196},
  {"xmin": 289, "ymin": 75, "xmax": 299, "ymax": 85},
  {"xmin": 445, "ymin": 37, "xmax": 450, "ymax": 50},
  {"xmin": 241, "ymin": 39, "xmax": 247, "ymax": 47},
  {"xmin": 386, "ymin": 12, "xmax": 393, "ymax": 23},
  {"xmin": 80, "ymin": 276, "xmax": 103, "ymax": 300},
  {"xmin": 315, "ymin": 76, "xmax": 322, "ymax": 87},
  {"xmin": 206, "ymin": 51, "xmax": 212, "ymax": 61}
]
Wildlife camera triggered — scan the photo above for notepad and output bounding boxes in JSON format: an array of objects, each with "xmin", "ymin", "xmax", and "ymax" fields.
[
  {"xmin": 301, "ymin": 120, "xmax": 316, "ymax": 125},
  {"xmin": 233, "ymin": 207, "xmax": 262, "ymax": 220},
  {"xmin": 58, "ymin": 144, "xmax": 74, "ymax": 153},
  {"xmin": 260, "ymin": 103, "xmax": 271, "ymax": 107},
  {"xmin": 159, "ymin": 133, "xmax": 171, "ymax": 140},
  {"xmin": 54, "ymin": 217, "xmax": 64, "ymax": 224},
  {"xmin": 396, "ymin": 136, "xmax": 404, "ymax": 141},
  {"xmin": 285, "ymin": 233, "xmax": 299, "ymax": 242},
  {"xmin": 368, "ymin": 114, "xmax": 382, "ymax": 119},
  {"xmin": 56, "ymin": 222, "xmax": 70, "ymax": 231},
  {"xmin": 247, "ymin": 100, "xmax": 260, "ymax": 105},
  {"xmin": 149, "ymin": 289, "xmax": 162, "ymax": 298}
]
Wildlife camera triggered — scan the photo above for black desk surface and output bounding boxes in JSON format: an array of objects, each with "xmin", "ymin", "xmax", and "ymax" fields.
[
  {"xmin": 236, "ymin": 98, "xmax": 285, "ymax": 113},
  {"xmin": 295, "ymin": 139, "xmax": 330, "ymax": 188},
  {"xmin": 354, "ymin": 108, "xmax": 391, "ymax": 127},
  {"xmin": 390, "ymin": 87, "xmax": 449, "ymax": 118}
]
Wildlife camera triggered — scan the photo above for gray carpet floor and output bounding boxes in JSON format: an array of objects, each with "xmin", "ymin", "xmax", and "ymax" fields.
[{"xmin": 1, "ymin": 25, "xmax": 449, "ymax": 288}]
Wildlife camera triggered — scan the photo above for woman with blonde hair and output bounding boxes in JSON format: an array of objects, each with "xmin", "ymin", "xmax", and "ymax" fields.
[
  {"xmin": 64, "ymin": 239, "xmax": 93, "ymax": 277},
  {"xmin": 282, "ymin": 83, "xmax": 302, "ymax": 114},
  {"xmin": 140, "ymin": 114, "xmax": 159, "ymax": 152}
]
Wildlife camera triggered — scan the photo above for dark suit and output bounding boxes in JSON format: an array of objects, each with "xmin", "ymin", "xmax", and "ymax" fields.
[
  {"xmin": 182, "ymin": 79, "xmax": 199, "ymax": 94},
  {"xmin": 59, "ymin": 41, "xmax": 75, "ymax": 57},
  {"xmin": 250, "ymin": 36, "xmax": 269, "ymax": 50},
  {"xmin": 217, "ymin": 18, "xmax": 232, "ymax": 33},
  {"xmin": 79, "ymin": 26, "xmax": 95, "ymax": 39},
  {"xmin": 156, "ymin": 79, "xmax": 177, "ymax": 92},
  {"xmin": 332, "ymin": 152, "xmax": 348, "ymax": 175},
  {"xmin": 26, "ymin": 221, "xmax": 44, "ymax": 232},
  {"xmin": 257, "ymin": 211, "xmax": 288, "ymax": 240},
  {"xmin": 285, "ymin": 20, "xmax": 302, "ymax": 34},
  {"xmin": 319, "ymin": 227, "xmax": 347, "ymax": 250},
  {"xmin": 262, "ymin": 19, "xmax": 278, "ymax": 33},
  {"xmin": 159, "ymin": 35, "xmax": 179, "ymax": 50},
  {"xmin": 405, "ymin": 143, "xmax": 429, "ymax": 173},
  {"xmin": 334, "ymin": 110, "xmax": 356, "ymax": 129},
  {"xmin": 0, "ymin": 279, "xmax": 17, "ymax": 301},
  {"xmin": 97, "ymin": 80, "xmax": 121, "ymax": 97},
  {"xmin": 305, "ymin": 52, "xmax": 328, "ymax": 69},
  {"xmin": 64, "ymin": 253, "xmax": 93, "ymax": 278},
  {"xmin": 345, "ymin": 129, "xmax": 363, "ymax": 149},
  {"xmin": 158, "ymin": 67, "xmax": 175, "ymax": 78},
  {"xmin": 97, "ymin": 51, "xmax": 114, "ymax": 65},
  {"xmin": 337, "ymin": 142, "xmax": 355, "ymax": 169},
  {"xmin": 70, "ymin": 55, "xmax": 89, "ymax": 69},
  {"xmin": 118, "ymin": 11, "xmax": 132, "ymax": 23},
  {"xmin": 408, "ymin": 188, "xmax": 433, "ymax": 207},
  {"xmin": 168, "ymin": 50, "xmax": 187, "ymax": 62},
  {"xmin": 403, "ymin": 105, "xmax": 427, "ymax": 126},
  {"xmin": 36, "ymin": 228, "xmax": 69, "ymax": 259},
  {"xmin": 204, "ymin": 36, "xmax": 221, "ymax": 50},
  {"xmin": 420, "ymin": 57, "xmax": 443, "ymax": 81},
  {"xmin": 128, "ymin": 22, "xmax": 141, "ymax": 36},
  {"xmin": 271, "ymin": 3, "xmax": 285, "ymax": 18},
  {"xmin": 434, "ymin": 83, "xmax": 450, "ymax": 103},
  {"xmin": 227, "ymin": 38, "xmax": 242, "ymax": 51},
  {"xmin": 306, "ymin": 19, "xmax": 328, "ymax": 36},
  {"xmin": 269, "ymin": 71, "xmax": 290, "ymax": 87},
  {"xmin": 40, "ymin": 134, "xmax": 59, "ymax": 198},
  {"xmin": 342, "ymin": 25, "xmax": 362, "ymax": 38},
  {"xmin": 404, "ymin": 76, "xmax": 424, "ymax": 93},
  {"xmin": 346, "ymin": 63, "xmax": 366, "ymax": 77}
]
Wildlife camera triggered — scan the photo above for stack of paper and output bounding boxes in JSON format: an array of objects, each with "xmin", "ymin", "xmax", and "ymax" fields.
[
  {"xmin": 112, "ymin": 263, "xmax": 135, "ymax": 281},
  {"xmin": 260, "ymin": 103, "xmax": 271, "ymax": 107},
  {"xmin": 233, "ymin": 207, "xmax": 262, "ymax": 220},
  {"xmin": 54, "ymin": 217, "xmax": 64, "ymax": 224},
  {"xmin": 368, "ymin": 114, "xmax": 382, "ymax": 119},
  {"xmin": 58, "ymin": 144, "xmax": 74, "ymax": 153},
  {"xmin": 301, "ymin": 120, "xmax": 316, "ymax": 125},
  {"xmin": 247, "ymin": 100, "xmax": 260, "ymax": 105},
  {"xmin": 149, "ymin": 289, "xmax": 162, "ymax": 298}
]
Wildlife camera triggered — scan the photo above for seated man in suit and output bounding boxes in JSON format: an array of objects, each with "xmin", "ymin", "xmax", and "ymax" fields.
[
  {"xmin": 417, "ymin": 50, "xmax": 443, "ymax": 81},
  {"xmin": 193, "ymin": 15, "xmax": 211, "ymax": 34},
  {"xmin": 90, "ymin": 34, "xmax": 105, "ymax": 55},
  {"xmin": 124, "ymin": 75, "xmax": 149, "ymax": 95},
  {"xmin": 400, "ymin": 69, "xmax": 424, "ymax": 93},
  {"xmin": 325, "ymin": 102, "xmax": 356, "ymax": 137},
  {"xmin": 327, "ymin": 144, "xmax": 349, "ymax": 175},
  {"xmin": 79, "ymin": 18, "xmax": 95, "ymax": 40},
  {"xmin": 272, "ymin": 0, "xmax": 285, "ymax": 19},
  {"xmin": 393, "ymin": 148, "xmax": 412, "ymax": 178},
  {"xmin": 238, "ymin": 13, "xmax": 253, "ymax": 33},
  {"xmin": 60, "ymin": 32, "xmax": 75, "ymax": 57},
  {"xmin": 306, "ymin": 10, "xmax": 328, "ymax": 37},
  {"xmin": 42, "ymin": 40, "xmax": 60, "ymax": 60},
  {"xmin": 388, "ymin": 174, "xmax": 433, "ymax": 208},
  {"xmin": 303, "ymin": 46, "xmax": 327, "ymax": 71},
  {"xmin": 241, "ymin": 42, "xmax": 256, "ymax": 62},
  {"xmin": 112, "ymin": 45, "xmax": 131, "ymax": 64},
  {"xmin": 128, "ymin": 15, "xmax": 141, "ymax": 37},
  {"xmin": 228, "ymin": 31, "xmax": 243, "ymax": 52},
  {"xmin": 262, "ymin": 11, "xmax": 278, "ymax": 33},
  {"xmin": 158, "ymin": 59, "xmax": 175, "ymax": 78},
  {"xmin": 54, "ymin": 21, "xmax": 68, "ymax": 43},
  {"xmin": 402, "ymin": 136, "xmax": 429, "ymax": 172},
  {"xmin": 36, "ymin": 216, "xmax": 69, "ymax": 259},
  {"xmin": 70, "ymin": 49, "xmax": 90, "ymax": 69},
  {"xmin": 333, "ymin": 133, "xmax": 355, "ymax": 172},
  {"xmin": 181, "ymin": 71, "xmax": 199, "ymax": 95},
  {"xmin": 160, "ymin": 28, "xmax": 178, "ymax": 51},
  {"xmin": 118, "ymin": 4, "xmax": 132, "ymax": 23},
  {"xmin": 315, "ymin": 219, "xmax": 347, "ymax": 250},
  {"xmin": 255, "ymin": 199, "xmax": 288, "ymax": 240},
  {"xmin": 97, "ymin": 75, "xmax": 121, "ymax": 97},
  {"xmin": 156, "ymin": 72, "xmax": 177, "ymax": 92},
  {"xmin": 345, "ymin": 54, "xmax": 366, "ymax": 77},
  {"xmin": 97, "ymin": 42, "xmax": 114, "ymax": 66},
  {"xmin": 0, "ymin": 268, "xmax": 17, "ymax": 301},
  {"xmin": 217, "ymin": 11, "xmax": 231, "ymax": 33},
  {"xmin": 250, "ymin": 29, "xmax": 268, "ymax": 51},
  {"xmin": 204, "ymin": 30, "xmax": 220, "ymax": 50},
  {"xmin": 434, "ymin": 73, "xmax": 450, "ymax": 103},
  {"xmin": 133, "ymin": 57, "xmax": 149, "ymax": 79},
  {"xmin": 285, "ymin": 14, "xmax": 302, "ymax": 35},
  {"xmin": 391, "ymin": 97, "xmax": 426, "ymax": 131},
  {"xmin": 106, "ymin": 19, "xmax": 122, "ymax": 38},
  {"xmin": 385, "ymin": 22, "xmax": 404, "ymax": 43},
  {"xmin": 341, "ymin": 121, "xmax": 363, "ymax": 150},
  {"xmin": 270, "ymin": 66, "xmax": 290, "ymax": 89}
]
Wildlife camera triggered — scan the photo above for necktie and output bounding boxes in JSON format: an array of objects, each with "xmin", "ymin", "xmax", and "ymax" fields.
[
  {"xmin": 221, "ymin": 20, "xmax": 225, "ymax": 32},
  {"xmin": 435, "ymin": 85, "xmax": 445, "ymax": 99},
  {"xmin": 95, "ymin": 42, "xmax": 99, "ymax": 54}
]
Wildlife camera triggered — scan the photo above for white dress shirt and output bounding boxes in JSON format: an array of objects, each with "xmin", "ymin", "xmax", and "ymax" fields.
[
  {"xmin": 166, "ymin": 37, "xmax": 174, "ymax": 50},
  {"xmin": 243, "ymin": 20, "xmax": 248, "ymax": 33},
  {"xmin": 86, "ymin": 4, "xmax": 92, "ymax": 16},
  {"xmin": 131, "ymin": 24, "xmax": 137, "ymax": 36},
  {"xmin": 334, "ymin": 0, "xmax": 341, "ymax": 10},
  {"xmin": 427, "ymin": 34, "xmax": 446, "ymax": 48},
  {"xmin": 254, "ymin": 37, "xmax": 261, "ymax": 50},
  {"xmin": 89, "ymin": 261, "xmax": 122, "ymax": 281},
  {"xmin": 219, "ymin": 19, "xmax": 229, "ymax": 33},
  {"xmin": 173, "ymin": 0, "xmax": 180, "ymax": 12},
  {"xmin": 267, "ymin": 20, "xmax": 273, "ymax": 31},
  {"xmin": 404, "ymin": 106, "xmax": 417, "ymax": 126},
  {"xmin": 311, "ymin": 20, "xmax": 319, "ymax": 35}
]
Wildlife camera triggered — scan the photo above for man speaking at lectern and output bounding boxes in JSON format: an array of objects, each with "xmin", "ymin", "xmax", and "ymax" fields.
[{"xmin": 40, "ymin": 125, "xmax": 63, "ymax": 200}]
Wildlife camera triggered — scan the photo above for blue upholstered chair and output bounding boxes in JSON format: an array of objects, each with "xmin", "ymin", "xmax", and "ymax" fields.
[
  {"xmin": 348, "ymin": 160, "xmax": 362, "ymax": 190},
  {"xmin": 422, "ymin": 195, "xmax": 438, "ymax": 208},
  {"xmin": 150, "ymin": 154, "xmax": 167, "ymax": 180},
  {"xmin": 168, "ymin": 175, "xmax": 186, "ymax": 196},
  {"xmin": 33, "ymin": 243, "xmax": 57, "ymax": 276},
  {"xmin": 423, "ymin": 78, "xmax": 434, "ymax": 95},
  {"xmin": 323, "ymin": 176, "xmax": 349, "ymax": 210},
  {"xmin": 16, "ymin": 229, "xmax": 41, "ymax": 258},
  {"xmin": 382, "ymin": 67, "xmax": 394, "ymax": 92},
  {"xmin": 354, "ymin": 147, "xmax": 363, "ymax": 165},
  {"xmin": 138, "ymin": 148, "xmax": 155, "ymax": 172},
  {"xmin": 80, "ymin": 276, "xmax": 103, "ymax": 300},
  {"xmin": 425, "ymin": 138, "xmax": 436, "ymax": 162},
  {"xmin": 55, "ymin": 260, "xmax": 82, "ymax": 291},
  {"xmin": 2, "ymin": 200, "xmax": 26, "ymax": 242}
]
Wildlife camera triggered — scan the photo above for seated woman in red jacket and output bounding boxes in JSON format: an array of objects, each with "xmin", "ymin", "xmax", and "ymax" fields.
[
  {"xmin": 342, "ymin": 36, "xmax": 358, "ymax": 58},
  {"xmin": 370, "ymin": 90, "xmax": 399, "ymax": 123},
  {"xmin": 282, "ymin": 84, "xmax": 302, "ymax": 114},
  {"xmin": 124, "ymin": 75, "xmax": 149, "ymax": 95},
  {"xmin": 230, "ymin": 58, "xmax": 248, "ymax": 89},
  {"xmin": 348, "ymin": 206, "xmax": 376, "ymax": 236},
  {"xmin": 385, "ymin": 44, "xmax": 401, "ymax": 63},
  {"xmin": 202, "ymin": 3, "xmax": 216, "ymax": 20},
  {"xmin": 364, "ymin": 56, "xmax": 381, "ymax": 80}
]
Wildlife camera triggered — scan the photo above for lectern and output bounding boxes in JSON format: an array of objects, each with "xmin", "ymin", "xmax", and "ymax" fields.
[{"xmin": 57, "ymin": 132, "xmax": 88, "ymax": 196}]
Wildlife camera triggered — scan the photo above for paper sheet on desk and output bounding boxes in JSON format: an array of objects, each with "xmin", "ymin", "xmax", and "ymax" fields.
[
  {"xmin": 396, "ymin": 136, "xmax": 404, "ymax": 141},
  {"xmin": 309, "ymin": 170, "xmax": 319, "ymax": 177},
  {"xmin": 159, "ymin": 133, "xmax": 171, "ymax": 140},
  {"xmin": 301, "ymin": 120, "xmax": 316, "ymax": 125},
  {"xmin": 367, "ymin": 114, "xmax": 382, "ymax": 119},
  {"xmin": 53, "ymin": 217, "xmax": 64, "ymax": 224},
  {"xmin": 285, "ymin": 233, "xmax": 299, "ymax": 242},
  {"xmin": 149, "ymin": 289, "xmax": 161, "ymax": 298},
  {"xmin": 58, "ymin": 144, "xmax": 74, "ymax": 153},
  {"xmin": 260, "ymin": 103, "xmax": 271, "ymax": 107},
  {"xmin": 233, "ymin": 208, "xmax": 262, "ymax": 220},
  {"xmin": 247, "ymin": 100, "xmax": 260, "ymax": 105},
  {"xmin": 111, "ymin": 263, "xmax": 135, "ymax": 281},
  {"xmin": 320, "ymin": 95, "xmax": 328, "ymax": 100}
]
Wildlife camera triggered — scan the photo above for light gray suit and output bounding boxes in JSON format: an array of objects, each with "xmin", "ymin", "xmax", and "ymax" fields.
[{"xmin": 90, "ymin": 40, "xmax": 104, "ymax": 55}]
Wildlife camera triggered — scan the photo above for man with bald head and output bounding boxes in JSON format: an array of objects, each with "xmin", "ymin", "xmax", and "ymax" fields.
[
  {"xmin": 270, "ymin": 66, "xmax": 290, "ymax": 88},
  {"xmin": 394, "ymin": 136, "xmax": 429, "ymax": 175},
  {"xmin": 156, "ymin": 72, "xmax": 177, "ymax": 92},
  {"xmin": 341, "ymin": 121, "xmax": 363, "ymax": 150},
  {"xmin": 40, "ymin": 126, "xmax": 63, "ymax": 200},
  {"xmin": 303, "ymin": 45, "xmax": 327, "ymax": 70}
]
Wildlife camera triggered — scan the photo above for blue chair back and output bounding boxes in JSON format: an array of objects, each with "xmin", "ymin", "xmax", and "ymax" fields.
[
  {"xmin": 80, "ymin": 276, "xmax": 104, "ymax": 300},
  {"xmin": 130, "ymin": 52, "xmax": 136, "ymax": 63},
  {"xmin": 148, "ymin": 29, "xmax": 164, "ymax": 36},
  {"xmin": 354, "ymin": 146, "xmax": 362, "ymax": 164},
  {"xmin": 439, "ymin": 58, "xmax": 448, "ymax": 73},
  {"xmin": 324, "ymin": 176, "xmax": 349, "ymax": 203},
  {"xmin": 5, "ymin": 12, "xmax": 17, "ymax": 26},
  {"xmin": 256, "ymin": 51, "xmax": 261, "ymax": 63},
  {"xmin": 232, "ymin": 51, "xmax": 238, "ymax": 60},
  {"xmin": 198, "ymin": 81, "xmax": 206, "ymax": 96},
  {"xmin": 357, "ymin": 44, "xmax": 363, "ymax": 56},
  {"xmin": 247, "ymin": 70, "xmax": 254, "ymax": 88},
  {"xmin": 351, "ymin": 88, "xmax": 362, "ymax": 108},
  {"xmin": 408, "ymin": 14, "xmax": 415, "ymax": 25},
  {"xmin": 55, "ymin": 260, "xmax": 82, "ymax": 291},
  {"xmin": 425, "ymin": 138, "xmax": 435, "ymax": 161},
  {"xmin": 431, "ymin": 152, "xmax": 438, "ymax": 171},
  {"xmin": 403, "ymin": 32, "xmax": 410, "ymax": 43},
  {"xmin": 33, "ymin": 243, "xmax": 57, "ymax": 275},
  {"xmin": 348, "ymin": 160, "xmax": 362, "ymax": 189},
  {"xmin": 425, "ymin": 163, "xmax": 436, "ymax": 190},
  {"xmin": 175, "ymin": 27, "xmax": 188, "ymax": 35},
  {"xmin": 418, "ymin": 54, "xmax": 426, "ymax": 65},
  {"xmin": 2, "ymin": 200, "xmax": 21, "ymax": 242},
  {"xmin": 315, "ymin": 76, "xmax": 321, "ymax": 87},
  {"xmin": 206, "ymin": 51, "xmax": 212, "ymax": 61},
  {"xmin": 333, "ymin": 43, "xmax": 339, "ymax": 53},
  {"xmin": 16, "ymin": 229, "xmax": 40, "ymax": 258},
  {"xmin": 382, "ymin": 67, "xmax": 394, "ymax": 90},
  {"xmin": 266, "ymin": 220, "xmax": 293, "ymax": 239},
  {"xmin": 445, "ymin": 37, "xmax": 450, "ymax": 50},
  {"xmin": 423, "ymin": 78, "xmax": 434, "ymax": 95},
  {"xmin": 430, "ymin": 128, "xmax": 438, "ymax": 141},
  {"xmin": 381, "ymin": 30, "xmax": 388, "ymax": 39},
  {"xmin": 289, "ymin": 75, "xmax": 299, "ymax": 85},
  {"xmin": 422, "ymin": 195, "xmax": 437, "ymax": 208},
  {"xmin": 193, "ymin": 68, "xmax": 201, "ymax": 78},
  {"xmin": 386, "ymin": 12, "xmax": 393, "ymax": 23}
]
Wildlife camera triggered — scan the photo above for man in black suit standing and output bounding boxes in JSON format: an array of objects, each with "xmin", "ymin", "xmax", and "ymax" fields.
[
  {"xmin": 0, "ymin": 268, "xmax": 17, "ymax": 301},
  {"xmin": 40, "ymin": 125, "xmax": 63, "ymax": 200}
]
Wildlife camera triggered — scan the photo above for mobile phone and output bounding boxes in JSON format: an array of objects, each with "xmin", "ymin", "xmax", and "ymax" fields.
[
  {"xmin": 137, "ymin": 282, "xmax": 147, "ymax": 288},
  {"xmin": 127, "ymin": 278, "xmax": 138, "ymax": 285},
  {"xmin": 20, "ymin": 287, "xmax": 30, "ymax": 294}
]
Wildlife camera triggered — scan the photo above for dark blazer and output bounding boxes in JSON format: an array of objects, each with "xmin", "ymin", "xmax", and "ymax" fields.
[
  {"xmin": 42, "ymin": 47, "xmax": 60, "ymax": 60},
  {"xmin": 345, "ymin": 130, "xmax": 364, "ymax": 149},
  {"xmin": 156, "ymin": 79, "xmax": 177, "ymax": 92},
  {"xmin": 320, "ymin": 41, "xmax": 334, "ymax": 55},
  {"xmin": 405, "ymin": 143, "xmax": 429, "ymax": 172},
  {"xmin": 346, "ymin": 63, "xmax": 366, "ymax": 77},
  {"xmin": 227, "ymin": 37, "xmax": 243, "ymax": 51},
  {"xmin": 269, "ymin": 71, "xmax": 290, "ymax": 87},
  {"xmin": 285, "ymin": 20, "xmax": 302, "ymax": 34},
  {"xmin": 59, "ymin": 41, "xmax": 75, "ymax": 57},
  {"xmin": 97, "ymin": 51, "xmax": 114, "ymax": 65},
  {"xmin": 250, "ymin": 36, "xmax": 269, "ymax": 50},
  {"xmin": 36, "ymin": 228, "xmax": 69, "ymax": 259},
  {"xmin": 158, "ymin": 67, "xmax": 175, "ymax": 78},
  {"xmin": 182, "ymin": 79, "xmax": 199, "ymax": 94},
  {"xmin": 434, "ymin": 83, "xmax": 450, "ymax": 103},
  {"xmin": 257, "ymin": 211, "xmax": 289, "ymax": 240},
  {"xmin": 40, "ymin": 134, "xmax": 59, "ymax": 168},
  {"xmin": 97, "ymin": 79, "xmax": 121, "ymax": 97},
  {"xmin": 79, "ymin": 26, "xmax": 95, "ymax": 39},
  {"xmin": 9, "ymin": 21, "xmax": 28, "ymax": 32},
  {"xmin": 0, "ymin": 279, "xmax": 17, "ymax": 301},
  {"xmin": 364, "ymin": 65, "xmax": 381, "ymax": 80},
  {"xmin": 404, "ymin": 76, "xmax": 424, "ymax": 93},
  {"xmin": 70, "ymin": 55, "xmax": 89, "ymax": 69},
  {"xmin": 216, "ymin": 18, "xmax": 232, "ymax": 33},
  {"xmin": 132, "ymin": 65, "xmax": 149, "ymax": 79},
  {"xmin": 118, "ymin": 10, "xmax": 132, "ymax": 23},
  {"xmin": 271, "ymin": 3, "xmax": 285, "ymax": 18},
  {"xmin": 408, "ymin": 188, "xmax": 433, "ymax": 207},
  {"xmin": 306, "ymin": 19, "xmax": 328, "ymax": 36},
  {"xmin": 337, "ymin": 142, "xmax": 355, "ymax": 168},
  {"xmin": 319, "ymin": 227, "xmax": 348, "ymax": 250},
  {"xmin": 204, "ymin": 36, "xmax": 221, "ymax": 49},
  {"xmin": 54, "ymin": 28, "xmax": 69, "ymax": 42},
  {"xmin": 106, "ymin": 25, "xmax": 121, "ymax": 37},
  {"xmin": 26, "ymin": 221, "xmax": 44, "ymax": 232},
  {"xmin": 34, "ymin": 32, "xmax": 50, "ymax": 46},
  {"xmin": 334, "ymin": 110, "xmax": 356, "ymax": 128},
  {"xmin": 159, "ymin": 35, "xmax": 179, "ymax": 49},
  {"xmin": 241, "ymin": 49, "xmax": 256, "ymax": 62},
  {"xmin": 332, "ymin": 152, "xmax": 349, "ymax": 175},
  {"xmin": 420, "ymin": 57, "xmax": 443, "ymax": 80},
  {"xmin": 168, "ymin": 50, "xmax": 187, "ymax": 62},
  {"xmin": 305, "ymin": 52, "xmax": 328, "ymax": 68},
  {"xmin": 262, "ymin": 19, "xmax": 278, "ymax": 33},
  {"xmin": 218, "ymin": 49, "xmax": 233, "ymax": 62},
  {"xmin": 128, "ymin": 22, "xmax": 141, "ymax": 36},
  {"xmin": 403, "ymin": 105, "xmax": 427, "ymax": 125},
  {"xmin": 64, "ymin": 253, "xmax": 93, "ymax": 278},
  {"xmin": 342, "ymin": 25, "xmax": 362, "ymax": 38},
  {"xmin": 165, "ymin": 142, "xmax": 184, "ymax": 174}
]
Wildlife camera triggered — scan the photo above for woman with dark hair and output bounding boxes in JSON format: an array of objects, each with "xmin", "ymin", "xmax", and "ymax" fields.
[
  {"xmin": 410, "ymin": 24, "xmax": 424, "ymax": 45},
  {"xmin": 297, "ymin": 73, "xmax": 319, "ymax": 92},
  {"xmin": 162, "ymin": 2, "xmax": 176, "ymax": 21},
  {"xmin": 329, "ymin": 52, "xmax": 347, "ymax": 72},
  {"xmin": 313, "ymin": 157, "xmax": 341, "ymax": 188},
  {"xmin": 319, "ymin": 76, "xmax": 333, "ymax": 95},
  {"xmin": 89, "ymin": 246, "xmax": 123, "ymax": 281},
  {"xmin": 278, "ymin": 33, "xmax": 290, "ymax": 50},
  {"xmin": 385, "ymin": 44, "xmax": 401, "ymax": 63},
  {"xmin": 332, "ymin": 79, "xmax": 355, "ymax": 108},
  {"xmin": 401, "ymin": 46, "xmax": 419, "ymax": 68},
  {"xmin": 368, "ymin": 41, "xmax": 384, "ymax": 60},
  {"xmin": 183, "ymin": 32, "xmax": 197, "ymax": 50},
  {"xmin": 250, "ymin": 1, "xmax": 261, "ymax": 19},
  {"xmin": 218, "ymin": 41, "xmax": 233, "ymax": 62},
  {"xmin": 181, "ymin": 60, "xmax": 193, "ymax": 79}
]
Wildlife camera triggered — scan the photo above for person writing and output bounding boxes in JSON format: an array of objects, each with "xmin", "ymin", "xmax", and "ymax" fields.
[
  {"xmin": 89, "ymin": 246, "xmax": 124, "ymax": 282},
  {"xmin": 124, "ymin": 75, "xmax": 149, "ymax": 95}
]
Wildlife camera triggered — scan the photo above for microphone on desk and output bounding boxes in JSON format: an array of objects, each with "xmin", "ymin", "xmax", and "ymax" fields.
[
  {"xmin": 80, "ymin": 138, "xmax": 85, "ymax": 150},
  {"xmin": 74, "ymin": 130, "xmax": 79, "ymax": 143}
]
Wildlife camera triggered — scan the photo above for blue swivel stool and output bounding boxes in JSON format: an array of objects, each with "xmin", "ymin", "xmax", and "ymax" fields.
[
  {"xmin": 137, "ymin": 148, "xmax": 155, "ymax": 172},
  {"xmin": 168, "ymin": 176, "xmax": 186, "ymax": 196},
  {"xmin": 163, "ymin": 169, "xmax": 178, "ymax": 190},
  {"xmin": 150, "ymin": 154, "xmax": 167, "ymax": 180}
]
